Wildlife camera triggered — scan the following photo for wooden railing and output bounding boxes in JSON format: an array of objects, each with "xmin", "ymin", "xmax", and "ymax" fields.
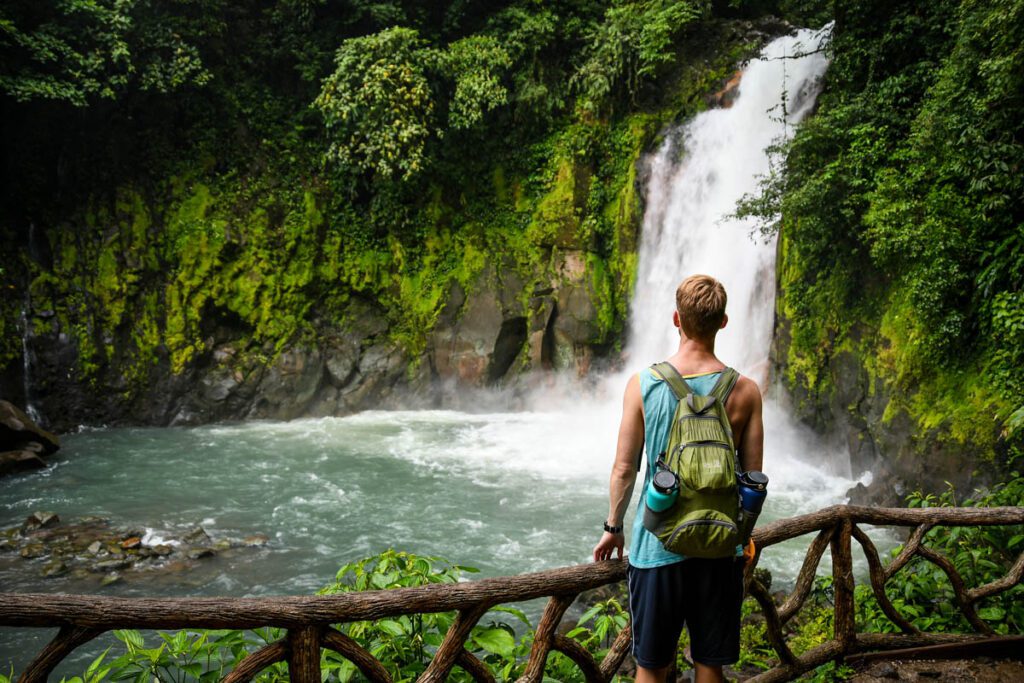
[{"xmin": 1, "ymin": 505, "xmax": 1022, "ymax": 682}]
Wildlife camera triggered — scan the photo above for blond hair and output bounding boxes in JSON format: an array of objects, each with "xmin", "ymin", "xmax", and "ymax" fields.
[{"xmin": 676, "ymin": 275, "xmax": 727, "ymax": 339}]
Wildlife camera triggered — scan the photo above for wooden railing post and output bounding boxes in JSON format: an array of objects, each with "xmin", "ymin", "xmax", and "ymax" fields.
[
  {"xmin": 518, "ymin": 593, "xmax": 576, "ymax": 682},
  {"xmin": 287, "ymin": 625, "xmax": 321, "ymax": 683},
  {"xmin": 831, "ymin": 518, "xmax": 855, "ymax": 650},
  {"xmin": 420, "ymin": 602, "xmax": 490, "ymax": 682},
  {"xmin": 19, "ymin": 625, "xmax": 101, "ymax": 683}
]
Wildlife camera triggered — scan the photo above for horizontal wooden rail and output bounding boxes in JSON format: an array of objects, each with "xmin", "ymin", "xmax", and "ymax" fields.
[
  {"xmin": 1, "ymin": 505, "xmax": 1021, "ymax": 683},
  {"xmin": 753, "ymin": 503, "xmax": 1024, "ymax": 546},
  {"xmin": 0, "ymin": 560, "xmax": 626, "ymax": 630}
]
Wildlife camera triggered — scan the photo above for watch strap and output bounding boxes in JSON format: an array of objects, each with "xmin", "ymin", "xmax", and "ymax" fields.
[{"xmin": 603, "ymin": 522, "xmax": 623, "ymax": 534}]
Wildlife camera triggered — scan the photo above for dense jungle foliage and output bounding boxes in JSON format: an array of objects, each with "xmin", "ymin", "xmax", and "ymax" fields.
[
  {"xmin": 0, "ymin": 0, "xmax": 778, "ymax": 386},
  {"xmin": 740, "ymin": 0, "xmax": 1024, "ymax": 466}
]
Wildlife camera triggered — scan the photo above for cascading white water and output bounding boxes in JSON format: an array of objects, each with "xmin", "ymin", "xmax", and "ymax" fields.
[
  {"xmin": 19, "ymin": 303, "xmax": 42, "ymax": 424},
  {"xmin": 620, "ymin": 25, "xmax": 865, "ymax": 494},
  {"xmin": 627, "ymin": 27, "xmax": 829, "ymax": 380}
]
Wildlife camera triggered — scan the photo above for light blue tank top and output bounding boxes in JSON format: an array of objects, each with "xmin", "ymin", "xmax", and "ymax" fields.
[{"xmin": 628, "ymin": 367, "xmax": 723, "ymax": 568}]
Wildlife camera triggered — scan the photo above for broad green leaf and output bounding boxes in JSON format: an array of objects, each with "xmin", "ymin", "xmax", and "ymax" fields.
[
  {"xmin": 489, "ymin": 605, "xmax": 532, "ymax": 627},
  {"xmin": 472, "ymin": 627, "xmax": 514, "ymax": 657},
  {"xmin": 114, "ymin": 630, "xmax": 144, "ymax": 650},
  {"xmin": 979, "ymin": 606, "xmax": 1006, "ymax": 621},
  {"xmin": 377, "ymin": 619, "xmax": 406, "ymax": 637}
]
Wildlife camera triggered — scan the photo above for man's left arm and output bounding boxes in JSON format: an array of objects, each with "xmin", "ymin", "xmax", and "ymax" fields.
[
  {"xmin": 592, "ymin": 373, "xmax": 645, "ymax": 562},
  {"xmin": 737, "ymin": 378, "xmax": 764, "ymax": 473}
]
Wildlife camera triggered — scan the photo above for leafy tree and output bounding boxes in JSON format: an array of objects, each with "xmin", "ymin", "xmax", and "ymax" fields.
[
  {"xmin": 0, "ymin": 0, "xmax": 212, "ymax": 106},
  {"xmin": 573, "ymin": 0, "xmax": 709, "ymax": 111},
  {"xmin": 314, "ymin": 27, "xmax": 436, "ymax": 181},
  {"xmin": 314, "ymin": 26, "xmax": 513, "ymax": 182}
]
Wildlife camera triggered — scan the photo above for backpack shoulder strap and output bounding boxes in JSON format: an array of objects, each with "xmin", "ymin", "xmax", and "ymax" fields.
[
  {"xmin": 649, "ymin": 362, "xmax": 689, "ymax": 401},
  {"xmin": 709, "ymin": 367, "xmax": 740, "ymax": 404}
]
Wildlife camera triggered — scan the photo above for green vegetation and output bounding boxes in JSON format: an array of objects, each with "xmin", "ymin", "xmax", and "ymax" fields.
[
  {"xmin": 1, "ymin": 0, "xmax": 758, "ymax": 392},
  {"xmin": 740, "ymin": 0, "xmax": 1024, "ymax": 465},
  {"xmin": 857, "ymin": 475, "xmax": 1024, "ymax": 635},
  {"xmin": 0, "ymin": 550, "xmax": 631, "ymax": 683}
]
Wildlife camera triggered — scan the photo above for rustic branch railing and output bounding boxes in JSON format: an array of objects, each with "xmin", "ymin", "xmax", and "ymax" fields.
[{"xmin": 1, "ymin": 505, "xmax": 1021, "ymax": 682}]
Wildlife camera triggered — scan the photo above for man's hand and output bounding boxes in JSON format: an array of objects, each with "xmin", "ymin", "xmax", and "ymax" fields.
[{"xmin": 593, "ymin": 530, "xmax": 624, "ymax": 562}]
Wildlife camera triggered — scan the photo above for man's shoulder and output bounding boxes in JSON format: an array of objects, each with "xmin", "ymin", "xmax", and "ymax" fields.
[{"xmin": 728, "ymin": 373, "xmax": 763, "ymax": 410}]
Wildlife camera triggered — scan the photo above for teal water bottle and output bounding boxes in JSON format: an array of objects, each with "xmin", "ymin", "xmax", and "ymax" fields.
[{"xmin": 646, "ymin": 468, "xmax": 679, "ymax": 512}]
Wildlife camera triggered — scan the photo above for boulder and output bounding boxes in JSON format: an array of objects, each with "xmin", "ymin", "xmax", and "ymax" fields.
[
  {"xmin": 551, "ymin": 251, "xmax": 599, "ymax": 346},
  {"xmin": 251, "ymin": 346, "xmax": 325, "ymax": 419},
  {"xmin": 324, "ymin": 336, "xmax": 360, "ymax": 388},
  {"xmin": 0, "ymin": 449, "xmax": 48, "ymax": 476},
  {"xmin": 0, "ymin": 400, "xmax": 59, "ymax": 454}
]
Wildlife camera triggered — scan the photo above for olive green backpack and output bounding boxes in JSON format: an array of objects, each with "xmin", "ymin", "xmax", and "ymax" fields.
[{"xmin": 642, "ymin": 362, "xmax": 741, "ymax": 558}]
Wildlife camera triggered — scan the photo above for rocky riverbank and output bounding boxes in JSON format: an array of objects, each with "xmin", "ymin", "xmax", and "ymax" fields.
[{"xmin": 0, "ymin": 511, "xmax": 269, "ymax": 588}]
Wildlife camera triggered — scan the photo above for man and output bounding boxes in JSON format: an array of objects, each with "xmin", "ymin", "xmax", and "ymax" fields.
[{"xmin": 593, "ymin": 274, "xmax": 764, "ymax": 683}]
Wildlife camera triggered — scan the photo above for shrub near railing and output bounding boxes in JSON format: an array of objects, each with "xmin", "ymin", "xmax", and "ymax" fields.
[{"xmin": 855, "ymin": 476, "xmax": 1024, "ymax": 636}]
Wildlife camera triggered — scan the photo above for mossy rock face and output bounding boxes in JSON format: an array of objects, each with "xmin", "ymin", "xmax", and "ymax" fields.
[
  {"xmin": 1, "ymin": 17, "xmax": 777, "ymax": 431},
  {"xmin": 773, "ymin": 305, "xmax": 1004, "ymax": 502}
]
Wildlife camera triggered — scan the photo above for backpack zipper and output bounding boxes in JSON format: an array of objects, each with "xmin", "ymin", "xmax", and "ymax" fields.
[
  {"xmin": 666, "ymin": 518, "xmax": 738, "ymax": 546},
  {"xmin": 675, "ymin": 440, "xmax": 733, "ymax": 451}
]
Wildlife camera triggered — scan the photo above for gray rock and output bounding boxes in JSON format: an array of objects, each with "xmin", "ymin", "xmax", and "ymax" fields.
[
  {"xmin": 94, "ymin": 558, "xmax": 132, "ymax": 572},
  {"xmin": 152, "ymin": 544, "xmax": 173, "ymax": 556},
  {"xmin": 431, "ymin": 270, "xmax": 503, "ymax": 385},
  {"xmin": 203, "ymin": 373, "xmax": 238, "ymax": 402},
  {"xmin": 253, "ymin": 346, "xmax": 325, "ymax": 419},
  {"xmin": 324, "ymin": 337, "xmax": 360, "ymax": 388},
  {"xmin": 243, "ymin": 533, "xmax": 269, "ymax": 547},
  {"xmin": 551, "ymin": 251, "xmax": 599, "ymax": 346},
  {"xmin": 20, "ymin": 543, "xmax": 45, "ymax": 559},
  {"xmin": 100, "ymin": 572, "xmax": 122, "ymax": 586},
  {"xmin": 87, "ymin": 540, "xmax": 104, "ymax": 555},
  {"xmin": 24, "ymin": 511, "xmax": 60, "ymax": 531},
  {"xmin": 183, "ymin": 527, "xmax": 210, "ymax": 544},
  {"xmin": 0, "ymin": 449, "xmax": 48, "ymax": 476},
  {"xmin": 41, "ymin": 560, "xmax": 67, "ymax": 577},
  {"xmin": 187, "ymin": 547, "xmax": 214, "ymax": 560}
]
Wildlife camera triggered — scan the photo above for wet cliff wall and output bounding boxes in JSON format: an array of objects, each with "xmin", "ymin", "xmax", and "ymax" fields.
[{"xmin": 0, "ymin": 9, "xmax": 781, "ymax": 433}]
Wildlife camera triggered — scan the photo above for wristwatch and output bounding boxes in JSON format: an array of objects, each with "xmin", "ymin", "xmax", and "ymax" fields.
[{"xmin": 603, "ymin": 522, "xmax": 623, "ymax": 534}]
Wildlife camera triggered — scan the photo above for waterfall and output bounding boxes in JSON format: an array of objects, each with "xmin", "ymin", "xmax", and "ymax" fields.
[
  {"xmin": 626, "ymin": 27, "xmax": 830, "ymax": 378},
  {"xmin": 21, "ymin": 222, "xmax": 43, "ymax": 424},
  {"xmin": 621, "ymin": 26, "xmax": 858, "ymax": 486},
  {"xmin": 20, "ymin": 301, "xmax": 42, "ymax": 424}
]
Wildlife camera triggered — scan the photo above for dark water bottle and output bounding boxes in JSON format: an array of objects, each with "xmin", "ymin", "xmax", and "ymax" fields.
[{"xmin": 737, "ymin": 471, "xmax": 769, "ymax": 544}]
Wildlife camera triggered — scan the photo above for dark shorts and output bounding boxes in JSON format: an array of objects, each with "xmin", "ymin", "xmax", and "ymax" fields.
[{"xmin": 627, "ymin": 557, "xmax": 744, "ymax": 669}]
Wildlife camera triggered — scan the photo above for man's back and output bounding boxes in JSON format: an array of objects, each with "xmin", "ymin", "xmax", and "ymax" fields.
[
  {"xmin": 593, "ymin": 274, "xmax": 765, "ymax": 683},
  {"xmin": 660, "ymin": 358, "xmax": 764, "ymax": 474}
]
